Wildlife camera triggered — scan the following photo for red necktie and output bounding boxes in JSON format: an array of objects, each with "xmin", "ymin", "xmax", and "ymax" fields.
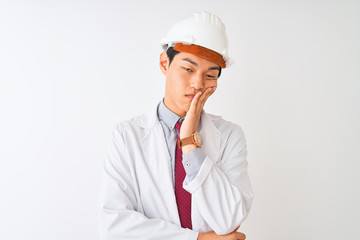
[{"xmin": 175, "ymin": 121, "xmax": 192, "ymax": 229}]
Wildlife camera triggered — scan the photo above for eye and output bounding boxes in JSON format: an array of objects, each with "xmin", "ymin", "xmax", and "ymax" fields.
[
  {"xmin": 183, "ymin": 67, "xmax": 193, "ymax": 72},
  {"xmin": 206, "ymin": 74, "xmax": 216, "ymax": 79}
]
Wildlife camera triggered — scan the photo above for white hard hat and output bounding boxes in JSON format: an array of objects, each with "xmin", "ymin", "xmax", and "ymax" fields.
[{"xmin": 160, "ymin": 11, "xmax": 234, "ymax": 68}]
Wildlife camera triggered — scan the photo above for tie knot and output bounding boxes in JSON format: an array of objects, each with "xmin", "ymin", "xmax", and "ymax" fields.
[{"xmin": 175, "ymin": 121, "xmax": 182, "ymax": 133}]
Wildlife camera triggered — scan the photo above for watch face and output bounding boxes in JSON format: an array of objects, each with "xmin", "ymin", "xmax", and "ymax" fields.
[{"xmin": 196, "ymin": 132, "xmax": 203, "ymax": 145}]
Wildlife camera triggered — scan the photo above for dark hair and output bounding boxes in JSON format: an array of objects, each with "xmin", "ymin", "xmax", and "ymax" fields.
[{"xmin": 166, "ymin": 47, "xmax": 222, "ymax": 78}]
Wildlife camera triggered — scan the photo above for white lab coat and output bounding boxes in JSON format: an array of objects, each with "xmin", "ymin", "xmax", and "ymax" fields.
[{"xmin": 99, "ymin": 104, "xmax": 253, "ymax": 240}]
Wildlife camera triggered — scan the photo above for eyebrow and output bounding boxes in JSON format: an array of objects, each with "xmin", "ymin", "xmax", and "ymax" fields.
[
  {"xmin": 182, "ymin": 58, "xmax": 198, "ymax": 66},
  {"xmin": 181, "ymin": 58, "xmax": 220, "ymax": 71}
]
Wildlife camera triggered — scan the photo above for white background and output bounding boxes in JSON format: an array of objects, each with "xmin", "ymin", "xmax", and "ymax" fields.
[{"xmin": 0, "ymin": 0, "xmax": 359, "ymax": 239}]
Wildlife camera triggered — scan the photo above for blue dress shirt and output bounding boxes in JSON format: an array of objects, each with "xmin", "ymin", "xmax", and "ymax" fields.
[{"xmin": 157, "ymin": 99, "xmax": 206, "ymax": 188}]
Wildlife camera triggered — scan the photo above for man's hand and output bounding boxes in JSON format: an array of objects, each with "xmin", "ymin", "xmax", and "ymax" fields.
[
  {"xmin": 180, "ymin": 87, "xmax": 216, "ymax": 154},
  {"xmin": 197, "ymin": 226, "xmax": 246, "ymax": 240}
]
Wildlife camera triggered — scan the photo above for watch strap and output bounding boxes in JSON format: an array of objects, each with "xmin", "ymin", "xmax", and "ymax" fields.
[
  {"xmin": 178, "ymin": 131, "xmax": 202, "ymax": 148},
  {"xmin": 178, "ymin": 136, "xmax": 194, "ymax": 148}
]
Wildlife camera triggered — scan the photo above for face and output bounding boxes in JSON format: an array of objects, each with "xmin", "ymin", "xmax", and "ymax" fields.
[{"xmin": 160, "ymin": 51, "xmax": 220, "ymax": 117}]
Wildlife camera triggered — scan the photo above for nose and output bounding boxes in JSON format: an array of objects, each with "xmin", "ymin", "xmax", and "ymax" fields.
[{"xmin": 190, "ymin": 73, "xmax": 204, "ymax": 91}]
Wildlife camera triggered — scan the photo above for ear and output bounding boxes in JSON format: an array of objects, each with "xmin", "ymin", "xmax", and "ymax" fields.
[{"xmin": 159, "ymin": 51, "xmax": 169, "ymax": 75}]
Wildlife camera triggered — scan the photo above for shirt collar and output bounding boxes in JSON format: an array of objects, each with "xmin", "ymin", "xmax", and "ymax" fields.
[{"xmin": 157, "ymin": 99, "xmax": 184, "ymax": 130}]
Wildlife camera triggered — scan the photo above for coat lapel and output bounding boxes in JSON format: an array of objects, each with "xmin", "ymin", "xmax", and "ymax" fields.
[{"xmin": 135, "ymin": 105, "xmax": 181, "ymax": 225}]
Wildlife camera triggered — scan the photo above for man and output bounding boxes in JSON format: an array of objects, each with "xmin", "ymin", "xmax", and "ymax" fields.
[{"xmin": 99, "ymin": 11, "xmax": 253, "ymax": 240}]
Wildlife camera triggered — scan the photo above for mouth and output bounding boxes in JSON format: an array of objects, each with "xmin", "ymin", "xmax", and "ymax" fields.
[{"xmin": 185, "ymin": 94, "xmax": 195, "ymax": 100}]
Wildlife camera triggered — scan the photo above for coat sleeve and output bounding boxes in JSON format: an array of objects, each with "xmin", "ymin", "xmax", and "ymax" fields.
[
  {"xmin": 182, "ymin": 124, "xmax": 254, "ymax": 235},
  {"xmin": 98, "ymin": 125, "xmax": 199, "ymax": 240}
]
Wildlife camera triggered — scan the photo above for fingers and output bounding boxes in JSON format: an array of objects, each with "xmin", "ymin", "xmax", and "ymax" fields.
[
  {"xmin": 237, "ymin": 232, "xmax": 246, "ymax": 240},
  {"xmin": 195, "ymin": 87, "xmax": 216, "ymax": 111},
  {"xmin": 187, "ymin": 86, "xmax": 216, "ymax": 115},
  {"xmin": 233, "ymin": 226, "xmax": 245, "ymax": 240},
  {"xmin": 217, "ymin": 231, "xmax": 246, "ymax": 240},
  {"xmin": 226, "ymin": 232, "xmax": 246, "ymax": 240},
  {"xmin": 188, "ymin": 91, "xmax": 202, "ymax": 114}
]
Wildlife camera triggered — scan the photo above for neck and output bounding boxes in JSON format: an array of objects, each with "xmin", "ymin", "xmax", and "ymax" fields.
[{"xmin": 163, "ymin": 97, "xmax": 186, "ymax": 117}]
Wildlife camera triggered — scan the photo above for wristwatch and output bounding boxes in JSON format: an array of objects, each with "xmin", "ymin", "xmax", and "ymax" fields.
[{"xmin": 178, "ymin": 131, "xmax": 203, "ymax": 148}]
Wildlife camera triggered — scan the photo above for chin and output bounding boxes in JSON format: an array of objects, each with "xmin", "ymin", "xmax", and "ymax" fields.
[
  {"xmin": 175, "ymin": 102, "xmax": 190, "ymax": 116},
  {"xmin": 182, "ymin": 101, "xmax": 191, "ymax": 110}
]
